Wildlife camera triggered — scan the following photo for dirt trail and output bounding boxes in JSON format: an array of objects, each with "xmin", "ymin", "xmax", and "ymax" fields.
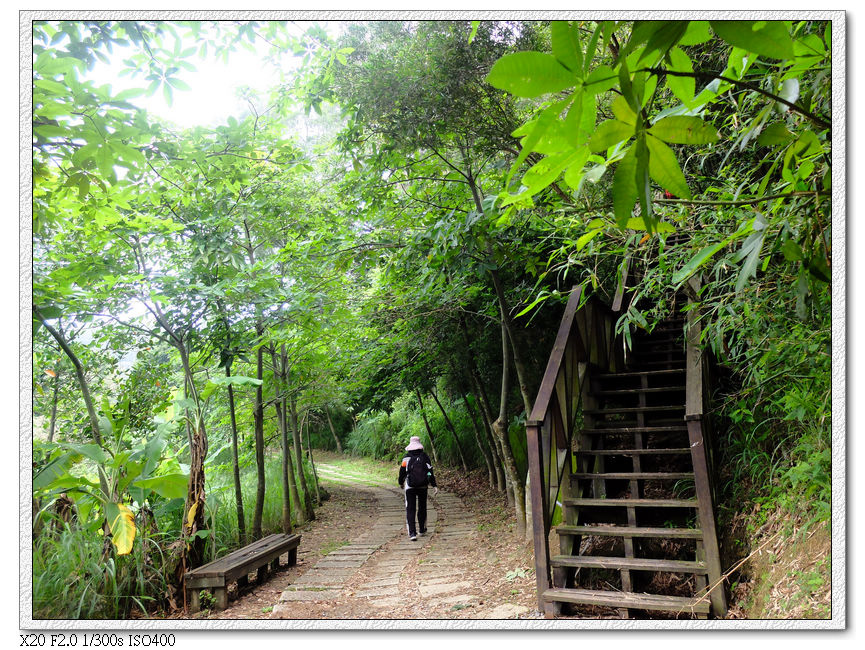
[{"xmin": 202, "ymin": 458, "xmax": 540, "ymax": 621}]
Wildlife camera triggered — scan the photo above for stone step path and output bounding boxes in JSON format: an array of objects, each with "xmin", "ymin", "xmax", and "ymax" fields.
[{"xmin": 272, "ymin": 464, "xmax": 532, "ymax": 619}]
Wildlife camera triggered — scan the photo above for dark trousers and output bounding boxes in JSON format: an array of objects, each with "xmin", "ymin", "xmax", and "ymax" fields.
[{"xmin": 404, "ymin": 487, "xmax": 427, "ymax": 536}]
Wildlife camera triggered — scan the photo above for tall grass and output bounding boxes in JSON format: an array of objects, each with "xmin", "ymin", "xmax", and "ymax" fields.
[
  {"xmin": 204, "ymin": 453, "xmax": 319, "ymax": 557},
  {"xmin": 33, "ymin": 522, "xmax": 171, "ymax": 619}
]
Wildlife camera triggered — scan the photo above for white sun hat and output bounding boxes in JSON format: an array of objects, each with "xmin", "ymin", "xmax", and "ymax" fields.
[{"xmin": 405, "ymin": 436, "xmax": 424, "ymax": 451}]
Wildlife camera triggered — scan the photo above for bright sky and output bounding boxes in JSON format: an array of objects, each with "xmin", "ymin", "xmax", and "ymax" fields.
[{"xmin": 84, "ymin": 33, "xmax": 297, "ymax": 129}]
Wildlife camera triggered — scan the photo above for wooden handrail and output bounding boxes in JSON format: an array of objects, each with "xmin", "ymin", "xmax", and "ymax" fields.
[
  {"xmin": 685, "ymin": 276, "xmax": 704, "ymax": 419},
  {"xmin": 527, "ymin": 286, "xmax": 583, "ymax": 425}
]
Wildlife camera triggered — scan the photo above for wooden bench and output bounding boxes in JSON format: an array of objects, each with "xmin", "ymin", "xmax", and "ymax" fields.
[{"xmin": 185, "ymin": 532, "xmax": 301, "ymax": 612}]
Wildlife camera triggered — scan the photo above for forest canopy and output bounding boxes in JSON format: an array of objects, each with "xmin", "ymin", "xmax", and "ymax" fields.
[{"xmin": 30, "ymin": 18, "xmax": 833, "ymax": 620}]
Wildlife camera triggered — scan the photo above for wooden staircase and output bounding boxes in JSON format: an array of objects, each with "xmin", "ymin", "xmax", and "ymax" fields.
[{"xmin": 526, "ymin": 287, "xmax": 726, "ymax": 619}]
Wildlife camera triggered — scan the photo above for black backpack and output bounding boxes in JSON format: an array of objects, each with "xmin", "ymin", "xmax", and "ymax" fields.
[{"xmin": 406, "ymin": 454, "xmax": 429, "ymax": 488}]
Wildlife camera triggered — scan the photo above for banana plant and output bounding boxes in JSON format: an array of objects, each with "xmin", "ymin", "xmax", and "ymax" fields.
[{"xmin": 33, "ymin": 401, "xmax": 188, "ymax": 556}]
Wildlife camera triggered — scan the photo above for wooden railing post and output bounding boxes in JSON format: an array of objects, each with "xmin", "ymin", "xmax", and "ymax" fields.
[
  {"xmin": 685, "ymin": 277, "xmax": 727, "ymax": 618},
  {"xmin": 526, "ymin": 420, "xmax": 553, "ymax": 616}
]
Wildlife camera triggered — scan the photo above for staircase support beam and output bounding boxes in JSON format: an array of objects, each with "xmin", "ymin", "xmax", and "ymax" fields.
[{"xmin": 526, "ymin": 421, "xmax": 554, "ymax": 616}]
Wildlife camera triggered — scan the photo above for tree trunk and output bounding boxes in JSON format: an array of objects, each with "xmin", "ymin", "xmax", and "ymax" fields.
[
  {"xmin": 494, "ymin": 312, "xmax": 526, "ymax": 537},
  {"xmin": 34, "ymin": 310, "xmax": 111, "ymax": 500},
  {"xmin": 303, "ymin": 411, "xmax": 321, "ymax": 504},
  {"xmin": 429, "ymin": 389, "xmax": 469, "ymax": 472},
  {"xmin": 290, "ymin": 394, "xmax": 315, "ymax": 522},
  {"xmin": 276, "ymin": 397, "xmax": 303, "ymax": 527},
  {"xmin": 252, "ymin": 336, "xmax": 266, "ymax": 540},
  {"xmin": 459, "ymin": 314, "xmax": 506, "ymax": 492},
  {"xmin": 47, "ymin": 368, "xmax": 61, "ymax": 444},
  {"xmin": 463, "ymin": 392, "xmax": 495, "ymax": 487},
  {"xmin": 268, "ymin": 349, "xmax": 294, "ymax": 534},
  {"xmin": 414, "ymin": 388, "xmax": 439, "ymax": 463},
  {"xmin": 225, "ymin": 363, "xmax": 247, "ymax": 543},
  {"xmin": 324, "ymin": 405, "xmax": 344, "ymax": 454}
]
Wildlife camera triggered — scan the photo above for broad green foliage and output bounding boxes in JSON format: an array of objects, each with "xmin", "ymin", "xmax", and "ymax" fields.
[{"xmin": 31, "ymin": 18, "xmax": 834, "ymax": 618}]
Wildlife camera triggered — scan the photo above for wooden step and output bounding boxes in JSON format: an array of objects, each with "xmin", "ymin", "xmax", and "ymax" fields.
[
  {"xmin": 575, "ymin": 448, "xmax": 691, "ymax": 456},
  {"xmin": 542, "ymin": 587, "xmax": 711, "ymax": 614},
  {"xmin": 594, "ymin": 386, "xmax": 686, "ymax": 396},
  {"xmin": 564, "ymin": 497, "xmax": 698, "ymax": 508},
  {"xmin": 583, "ymin": 425, "xmax": 688, "ymax": 434},
  {"xmin": 595, "ymin": 369, "xmax": 684, "ymax": 380},
  {"xmin": 556, "ymin": 525, "xmax": 703, "ymax": 539},
  {"xmin": 551, "ymin": 555, "xmax": 707, "ymax": 573},
  {"xmin": 571, "ymin": 472, "xmax": 694, "ymax": 480},
  {"xmin": 585, "ymin": 405, "xmax": 684, "ymax": 414}
]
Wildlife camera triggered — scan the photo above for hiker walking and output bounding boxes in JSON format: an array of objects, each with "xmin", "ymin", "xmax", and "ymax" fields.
[{"xmin": 398, "ymin": 436, "xmax": 437, "ymax": 541}]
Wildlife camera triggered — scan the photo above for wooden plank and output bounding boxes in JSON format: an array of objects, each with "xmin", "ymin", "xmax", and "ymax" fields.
[
  {"xmin": 594, "ymin": 386, "xmax": 686, "ymax": 395},
  {"xmin": 687, "ymin": 418, "xmax": 727, "ymax": 617},
  {"xmin": 595, "ymin": 369, "xmax": 684, "ymax": 379},
  {"xmin": 571, "ymin": 472, "xmax": 694, "ymax": 480},
  {"xmin": 585, "ymin": 421, "xmax": 688, "ymax": 431},
  {"xmin": 575, "ymin": 448, "xmax": 691, "ymax": 456},
  {"xmin": 550, "ymin": 555, "xmax": 707, "ymax": 573},
  {"xmin": 526, "ymin": 422, "xmax": 552, "ymax": 614},
  {"xmin": 542, "ymin": 588, "xmax": 710, "ymax": 614},
  {"xmin": 528, "ymin": 287, "xmax": 583, "ymax": 425},
  {"xmin": 556, "ymin": 525, "xmax": 703, "ymax": 539},
  {"xmin": 583, "ymin": 405, "xmax": 685, "ymax": 414},
  {"xmin": 563, "ymin": 497, "xmax": 698, "ymax": 508},
  {"xmin": 187, "ymin": 533, "xmax": 301, "ymax": 579}
]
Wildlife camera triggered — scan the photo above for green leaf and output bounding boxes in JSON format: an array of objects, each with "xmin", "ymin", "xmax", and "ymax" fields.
[
  {"xmin": 649, "ymin": 116, "xmax": 719, "ymax": 145},
  {"xmin": 576, "ymin": 229, "xmax": 602, "ymax": 251},
  {"xmin": 735, "ymin": 230, "xmax": 766, "ymax": 292},
  {"xmin": 583, "ymin": 65, "xmax": 617, "ymax": 95},
  {"xmin": 612, "ymin": 148, "xmax": 638, "ymax": 228},
  {"xmin": 757, "ymin": 122, "xmax": 795, "ymax": 146},
  {"xmin": 588, "ymin": 119, "xmax": 634, "ymax": 152},
  {"xmin": 679, "ymin": 21, "xmax": 712, "ymax": 46},
  {"xmin": 551, "ymin": 21, "xmax": 582, "ymax": 73},
  {"xmin": 522, "ymin": 149, "xmax": 582, "ymax": 194},
  {"xmin": 710, "ymin": 21, "xmax": 795, "ymax": 60},
  {"xmin": 611, "ymin": 95, "xmax": 637, "ymax": 126},
  {"xmin": 634, "ymin": 134, "xmax": 654, "ymax": 228},
  {"xmin": 626, "ymin": 217, "xmax": 675, "ymax": 233},
  {"xmin": 666, "ymin": 47, "xmax": 695, "ymax": 104},
  {"xmin": 673, "ymin": 241, "xmax": 727, "ymax": 285},
  {"xmin": 33, "ymin": 451, "xmax": 82, "ymax": 491},
  {"xmin": 104, "ymin": 502, "xmax": 136, "ymax": 555},
  {"xmin": 132, "ymin": 473, "xmax": 188, "ymax": 500},
  {"xmin": 166, "ymin": 77, "xmax": 191, "ymax": 92},
  {"xmin": 646, "ymin": 134, "xmax": 692, "ymax": 199},
  {"xmin": 486, "ymin": 51, "xmax": 575, "ymax": 98},
  {"xmin": 781, "ymin": 239, "xmax": 804, "ymax": 262},
  {"xmin": 468, "ymin": 21, "xmax": 479, "ymax": 44}
]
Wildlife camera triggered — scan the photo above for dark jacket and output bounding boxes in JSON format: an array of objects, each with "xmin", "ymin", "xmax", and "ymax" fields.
[{"xmin": 398, "ymin": 449, "xmax": 436, "ymax": 489}]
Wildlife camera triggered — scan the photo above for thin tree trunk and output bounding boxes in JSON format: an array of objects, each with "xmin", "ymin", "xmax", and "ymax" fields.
[
  {"xmin": 414, "ymin": 388, "xmax": 439, "ymax": 463},
  {"xmin": 429, "ymin": 389, "xmax": 469, "ymax": 472},
  {"xmin": 463, "ymin": 392, "xmax": 495, "ymax": 487},
  {"xmin": 290, "ymin": 394, "xmax": 315, "ymax": 522},
  {"xmin": 276, "ymin": 397, "xmax": 303, "ymax": 526},
  {"xmin": 493, "ymin": 312, "xmax": 526, "ymax": 537},
  {"xmin": 303, "ymin": 411, "xmax": 321, "ymax": 504},
  {"xmin": 324, "ymin": 405, "xmax": 344, "ymax": 454},
  {"xmin": 34, "ymin": 309, "xmax": 111, "ymax": 500},
  {"xmin": 252, "ymin": 336, "xmax": 266, "ymax": 540},
  {"xmin": 268, "ymin": 349, "xmax": 293, "ymax": 534},
  {"xmin": 460, "ymin": 314, "xmax": 506, "ymax": 491},
  {"xmin": 47, "ymin": 369, "xmax": 60, "ymax": 444},
  {"xmin": 225, "ymin": 363, "xmax": 247, "ymax": 543}
]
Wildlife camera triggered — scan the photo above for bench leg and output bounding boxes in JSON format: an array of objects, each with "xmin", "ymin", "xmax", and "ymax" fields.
[
  {"xmin": 214, "ymin": 587, "xmax": 228, "ymax": 611},
  {"xmin": 271, "ymin": 557, "xmax": 281, "ymax": 573},
  {"xmin": 288, "ymin": 546, "xmax": 297, "ymax": 567},
  {"xmin": 188, "ymin": 588, "xmax": 200, "ymax": 614},
  {"xmin": 257, "ymin": 563, "xmax": 269, "ymax": 584}
]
